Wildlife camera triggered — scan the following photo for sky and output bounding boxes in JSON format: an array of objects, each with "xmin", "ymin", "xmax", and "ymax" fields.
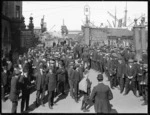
[{"xmin": 22, "ymin": 1, "xmax": 148, "ymax": 32}]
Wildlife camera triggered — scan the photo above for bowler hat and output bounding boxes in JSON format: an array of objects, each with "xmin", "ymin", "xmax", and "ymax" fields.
[{"xmin": 97, "ymin": 74, "xmax": 103, "ymax": 81}]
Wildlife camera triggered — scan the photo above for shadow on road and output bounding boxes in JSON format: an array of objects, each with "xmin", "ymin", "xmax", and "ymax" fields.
[
  {"xmin": 110, "ymin": 108, "xmax": 118, "ymax": 113},
  {"xmin": 25, "ymin": 100, "xmax": 37, "ymax": 113},
  {"xmin": 54, "ymin": 91, "xmax": 69, "ymax": 104}
]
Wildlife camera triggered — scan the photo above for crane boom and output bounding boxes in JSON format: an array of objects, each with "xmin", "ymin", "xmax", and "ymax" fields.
[
  {"xmin": 127, "ymin": 14, "xmax": 145, "ymax": 27},
  {"xmin": 107, "ymin": 11, "xmax": 119, "ymax": 21},
  {"xmin": 107, "ymin": 20, "xmax": 112, "ymax": 28}
]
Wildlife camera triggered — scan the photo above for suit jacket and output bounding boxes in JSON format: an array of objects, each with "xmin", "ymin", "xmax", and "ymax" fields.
[
  {"xmin": 9, "ymin": 76, "xmax": 20, "ymax": 102},
  {"xmin": 35, "ymin": 70, "xmax": 46, "ymax": 90},
  {"xmin": 136, "ymin": 64, "xmax": 144, "ymax": 81},
  {"xmin": 125, "ymin": 64, "xmax": 136, "ymax": 81},
  {"xmin": 2, "ymin": 72, "xmax": 8, "ymax": 86},
  {"xmin": 68, "ymin": 67, "xmax": 75, "ymax": 81},
  {"xmin": 73, "ymin": 69, "xmax": 81, "ymax": 83},
  {"xmin": 46, "ymin": 72, "xmax": 57, "ymax": 91},
  {"xmin": 56, "ymin": 67, "xmax": 66, "ymax": 82},
  {"xmin": 79, "ymin": 66, "xmax": 84, "ymax": 81},
  {"xmin": 117, "ymin": 62, "xmax": 125, "ymax": 77},
  {"xmin": 90, "ymin": 83, "xmax": 113, "ymax": 113},
  {"xmin": 19, "ymin": 75, "xmax": 31, "ymax": 94}
]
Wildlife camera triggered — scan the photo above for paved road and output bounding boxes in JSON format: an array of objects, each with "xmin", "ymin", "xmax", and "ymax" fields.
[{"xmin": 2, "ymin": 69, "xmax": 147, "ymax": 113}]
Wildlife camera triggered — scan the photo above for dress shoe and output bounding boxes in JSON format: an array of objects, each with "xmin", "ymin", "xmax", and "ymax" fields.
[
  {"xmin": 75, "ymin": 99, "xmax": 78, "ymax": 103},
  {"xmin": 140, "ymin": 98, "xmax": 144, "ymax": 101},
  {"xmin": 2, "ymin": 99, "xmax": 6, "ymax": 102},
  {"xmin": 111, "ymin": 87, "xmax": 114, "ymax": 89},
  {"xmin": 49, "ymin": 105, "xmax": 53, "ymax": 109},
  {"xmin": 41, "ymin": 102, "xmax": 45, "ymax": 107},
  {"xmin": 81, "ymin": 107, "xmax": 83, "ymax": 110},
  {"xmin": 123, "ymin": 93, "xmax": 128, "ymax": 96},
  {"xmin": 141, "ymin": 102, "xmax": 147, "ymax": 106},
  {"xmin": 83, "ymin": 109, "xmax": 89, "ymax": 112}
]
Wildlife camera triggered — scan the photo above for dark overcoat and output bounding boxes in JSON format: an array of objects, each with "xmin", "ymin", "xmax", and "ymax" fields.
[{"xmin": 90, "ymin": 83, "xmax": 113, "ymax": 113}]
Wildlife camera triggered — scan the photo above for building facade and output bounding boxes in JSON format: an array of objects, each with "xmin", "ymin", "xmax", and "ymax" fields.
[
  {"xmin": 2, "ymin": 1, "xmax": 23, "ymax": 56},
  {"xmin": 82, "ymin": 25, "xmax": 133, "ymax": 47}
]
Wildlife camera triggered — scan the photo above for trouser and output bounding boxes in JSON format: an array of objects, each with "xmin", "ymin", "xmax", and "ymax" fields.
[
  {"xmin": 125, "ymin": 79, "xmax": 136, "ymax": 96},
  {"xmin": 57, "ymin": 81, "xmax": 65, "ymax": 94},
  {"xmin": 119, "ymin": 77, "xmax": 125, "ymax": 93},
  {"xmin": 11, "ymin": 101, "xmax": 18, "ymax": 113},
  {"xmin": 81, "ymin": 100, "xmax": 88, "ymax": 110},
  {"xmin": 48, "ymin": 90, "xmax": 55, "ymax": 107},
  {"xmin": 36, "ymin": 87, "xmax": 45, "ymax": 105},
  {"xmin": 69, "ymin": 80, "xmax": 74, "ymax": 98},
  {"xmin": 21, "ymin": 92, "xmax": 30, "ymax": 112},
  {"xmin": 2, "ymin": 85, "xmax": 7, "ymax": 101},
  {"xmin": 97, "ymin": 61, "xmax": 100, "ymax": 71},
  {"xmin": 99, "ymin": 62, "xmax": 103, "ymax": 73},
  {"xmin": 105, "ymin": 70, "xmax": 110, "ymax": 81},
  {"xmin": 137, "ymin": 81, "xmax": 142, "ymax": 96},
  {"xmin": 73, "ymin": 82, "xmax": 79, "ymax": 101},
  {"xmin": 110, "ymin": 74, "xmax": 117, "ymax": 88},
  {"xmin": 143, "ymin": 86, "xmax": 148, "ymax": 103},
  {"xmin": 91, "ymin": 60, "xmax": 94, "ymax": 69}
]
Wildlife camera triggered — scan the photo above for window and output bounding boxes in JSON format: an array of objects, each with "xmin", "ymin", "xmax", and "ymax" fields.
[{"xmin": 16, "ymin": 5, "xmax": 20, "ymax": 18}]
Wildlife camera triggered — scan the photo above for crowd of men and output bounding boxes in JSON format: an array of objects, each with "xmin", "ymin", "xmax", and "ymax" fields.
[{"xmin": 1, "ymin": 41, "xmax": 148, "ymax": 113}]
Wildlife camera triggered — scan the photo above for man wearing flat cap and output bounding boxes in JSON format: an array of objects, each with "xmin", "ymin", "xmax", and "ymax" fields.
[
  {"xmin": 68, "ymin": 62, "xmax": 75, "ymax": 98},
  {"xmin": 117, "ymin": 57, "xmax": 125, "ymax": 93},
  {"xmin": 19, "ymin": 67, "xmax": 31, "ymax": 112},
  {"xmin": 124, "ymin": 59, "xmax": 137, "ymax": 96},
  {"xmin": 9, "ymin": 69, "xmax": 21, "ymax": 113},
  {"xmin": 141, "ymin": 64, "xmax": 148, "ymax": 105},
  {"xmin": 136, "ymin": 59, "xmax": 144, "ymax": 97},
  {"xmin": 34, "ymin": 63, "xmax": 46, "ymax": 107},
  {"xmin": 90, "ymin": 74, "xmax": 113, "ymax": 113},
  {"xmin": 73, "ymin": 64, "xmax": 81, "ymax": 103}
]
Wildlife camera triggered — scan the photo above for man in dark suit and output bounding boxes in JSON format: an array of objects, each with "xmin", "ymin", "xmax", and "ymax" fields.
[
  {"xmin": 9, "ymin": 69, "xmax": 21, "ymax": 113},
  {"xmin": 108, "ymin": 56, "xmax": 117, "ymax": 89},
  {"xmin": 90, "ymin": 74, "xmax": 113, "ymax": 113},
  {"xmin": 1, "ymin": 66, "xmax": 8, "ymax": 102},
  {"xmin": 56, "ymin": 61, "xmax": 66, "ymax": 95},
  {"xmin": 68, "ymin": 62, "xmax": 75, "ymax": 98},
  {"xmin": 136, "ymin": 60, "xmax": 144, "ymax": 96},
  {"xmin": 46, "ymin": 66, "xmax": 57, "ymax": 109},
  {"xmin": 19, "ymin": 67, "xmax": 31, "ymax": 112},
  {"xmin": 35, "ymin": 63, "xmax": 46, "ymax": 107},
  {"xmin": 117, "ymin": 57, "xmax": 125, "ymax": 93},
  {"xmin": 73, "ymin": 64, "xmax": 81, "ymax": 103},
  {"xmin": 124, "ymin": 59, "xmax": 137, "ymax": 96}
]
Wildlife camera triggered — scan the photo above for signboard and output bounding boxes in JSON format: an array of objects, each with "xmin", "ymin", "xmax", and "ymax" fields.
[{"xmin": 21, "ymin": 30, "xmax": 33, "ymax": 48}]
